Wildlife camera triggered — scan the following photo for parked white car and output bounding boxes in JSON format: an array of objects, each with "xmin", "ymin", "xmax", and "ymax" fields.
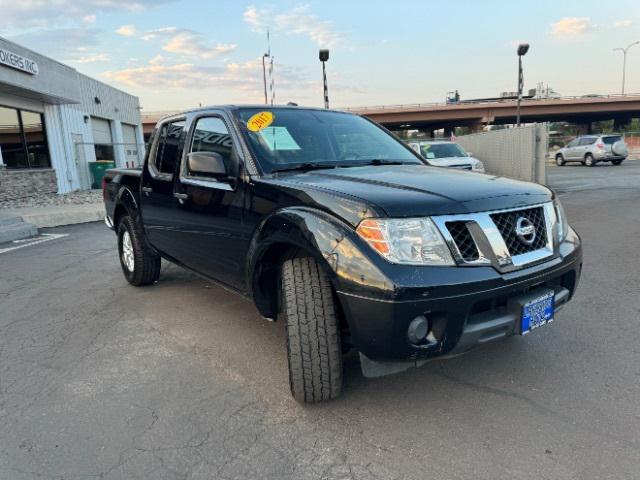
[
  {"xmin": 408, "ymin": 140, "xmax": 485, "ymax": 173},
  {"xmin": 555, "ymin": 134, "xmax": 628, "ymax": 167}
]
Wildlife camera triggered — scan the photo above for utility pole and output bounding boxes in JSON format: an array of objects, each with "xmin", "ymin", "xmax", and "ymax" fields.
[
  {"xmin": 613, "ymin": 41, "xmax": 639, "ymax": 94},
  {"xmin": 262, "ymin": 28, "xmax": 271, "ymax": 104}
]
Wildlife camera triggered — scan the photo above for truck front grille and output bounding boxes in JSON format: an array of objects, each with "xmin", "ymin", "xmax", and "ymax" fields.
[
  {"xmin": 431, "ymin": 202, "xmax": 556, "ymax": 272},
  {"xmin": 490, "ymin": 207, "xmax": 547, "ymax": 256},
  {"xmin": 445, "ymin": 222, "xmax": 479, "ymax": 261}
]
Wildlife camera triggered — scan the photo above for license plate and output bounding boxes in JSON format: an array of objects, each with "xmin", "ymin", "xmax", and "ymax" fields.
[{"xmin": 521, "ymin": 292, "xmax": 554, "ymax": 335}]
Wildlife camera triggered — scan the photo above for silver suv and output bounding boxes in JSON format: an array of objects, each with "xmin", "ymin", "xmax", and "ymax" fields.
[{"xmin": 556, "ymin": 134, "xmax": 628, "ymax": 167}]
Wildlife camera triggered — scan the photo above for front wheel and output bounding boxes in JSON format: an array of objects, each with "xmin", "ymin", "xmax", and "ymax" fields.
[
  {"xmin": 282, "ymin": 257, "xmax": 343, "ymax": 403},
  {"xmin": 118, "ymin": 215, "xmax": 161, "ymax": 286},
  {"xmin": 555, "ymin": 154, "xmax": 565, "ymax": 166},
  {"xmin": 585, "ymin": 153, "xmax": 596, "ymax": 167}
]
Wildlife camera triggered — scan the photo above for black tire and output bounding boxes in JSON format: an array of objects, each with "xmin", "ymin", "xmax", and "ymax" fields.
[
  {"xmin": 555, "ymin": 154, "xmax": 565, "ymax": 166},
  {"xmin": 117, "ymin": 215, "xmax": 161, "ymax": 286},
  {"xmin": 612, "ymin": 159, "xmax": 624, "ymax": 166},
  {"xmin": 584, "ymin": 153, "xmax": 596, "ymax": 167},
  {"xmin": 282, "ymin": 257, "xmax": 343, "ymax": 403}
]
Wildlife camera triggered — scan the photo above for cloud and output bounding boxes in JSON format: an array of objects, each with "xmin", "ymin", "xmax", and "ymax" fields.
[
  {"xmin": 7, "ymin": 27, "xmax": 100, "ymax": 55},
  {"xmin": 0, "ymin": 0, "xmax": 175, "ymax": 28},
  {"xmin": 142, "ymin": 27, "xmax": 237, "ymax": 59},
  {"xmin": 103, "ymin": 56, "xmax": 309, "ymax": 94},
  {"xmin": 614, "ymin": 19, "xmax": 633, "ymax": 28},
  {"xmin": 551, "ymin": 17, "xmax": 593, "ymax": 37},
  {"xmin": 243, "ymin": 5, "xmax": 342, "ymax": 48},
  {"xmin": 116, "ymin": 24, "xmax": 138, "ymax": 36},
  {"xmin": 83, "ymin": 15, "xmax": 96, "ymax": 24},
  {"xmin": 69, "ymin": 53, "xmax": 110, "ymax": 64},
  {"xmin": 244, "ymin": 6, "xmax": 266, "ymax": 32}
]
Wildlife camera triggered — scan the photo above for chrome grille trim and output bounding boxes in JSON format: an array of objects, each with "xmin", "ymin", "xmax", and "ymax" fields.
[{"xmin": 432, "ymin": 202, "xmax": 557, "ymax": 272}]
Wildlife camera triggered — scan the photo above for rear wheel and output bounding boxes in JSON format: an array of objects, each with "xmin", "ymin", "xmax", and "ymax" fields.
[
  {"xmin": 555, "ymin": 154, "xmax": 565, "ymax": 166},
  {"xmin": 117, "ymin": 215, "xmax": 161, "ymax": 286},
  {"xmin": 282, "ymin": 257, "xmax": 343, "ymax": 403},
  {"xmin": 584, "ymin": 153, "xmax": 596, "ymax": 167},
  {"xmin": 612, "ymin": 159, "xmax": 624, "ymax": 166}
]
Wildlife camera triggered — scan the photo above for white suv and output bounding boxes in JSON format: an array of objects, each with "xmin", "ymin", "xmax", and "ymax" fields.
[{"xmin": 556, "ymin": 135, "xmax": 628, "ymax": 167}]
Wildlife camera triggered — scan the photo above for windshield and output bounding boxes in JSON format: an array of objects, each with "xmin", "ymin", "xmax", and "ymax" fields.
[
  {"xmin": 234, "ymin": 108, "xmax": 422, "ymax": 173},
  {"xmin": 420, "ymin": 143, "xmax": 468, "ymax": 159}
]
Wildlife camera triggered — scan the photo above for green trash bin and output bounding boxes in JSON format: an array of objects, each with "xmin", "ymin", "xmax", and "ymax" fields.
[{"xmin": 88, "ymin": 160, "xmax": 115, "ymax": 189}]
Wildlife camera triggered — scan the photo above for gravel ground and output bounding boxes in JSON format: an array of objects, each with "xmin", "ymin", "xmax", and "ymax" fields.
[{"xmin": 0, "ymin": 189, "xmax": 102, "ymax": 209}]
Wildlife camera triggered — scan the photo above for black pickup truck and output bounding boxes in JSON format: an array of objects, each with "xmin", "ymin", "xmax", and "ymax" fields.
[{"xmin": 103, "ymin": 105, "xmax": 582, "ymax": 403}]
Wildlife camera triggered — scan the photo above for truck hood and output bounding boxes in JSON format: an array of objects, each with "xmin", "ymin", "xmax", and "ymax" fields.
[{"xmin": 274, "ymin": 164, "xmax": 551, "ymax": 218}]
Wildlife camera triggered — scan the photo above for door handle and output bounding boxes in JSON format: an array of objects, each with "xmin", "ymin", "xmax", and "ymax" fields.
[
  {"xmin": 142, "ymin": 186, "xmax": 153, "ymax": 193},
  {"xmin": 173, "ymin": 192, "xmax": 189, "ymax": 200}
]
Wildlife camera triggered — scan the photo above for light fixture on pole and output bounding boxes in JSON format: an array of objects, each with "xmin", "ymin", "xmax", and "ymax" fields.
[
  {"xmin": 613, "ymin": 41, "xmax": 639, "ymax": 94},
  {"xmin": 319, "ymin": 49, "xmax": 330, "ymax": 109},
  {"xmin": 516, "ymin": 43, "xmax": 529, "ymax": 127}
]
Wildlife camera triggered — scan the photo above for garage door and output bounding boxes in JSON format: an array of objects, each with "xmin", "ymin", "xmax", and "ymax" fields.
[
  {"xmin": 90, "ymin": 117, "xmax": 114, "ymax": 162},
  {"xmin": 91, "ymin": 117, "xmax": 112, "ymax": 145},
  {"xmin": 121, "ymin": 123, "xmax": 141, "ymax": 167}
]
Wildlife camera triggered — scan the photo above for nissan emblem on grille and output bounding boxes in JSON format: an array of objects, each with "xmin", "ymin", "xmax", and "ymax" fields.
[{"xmin": 515, "ymin": 217, "xmax": 536, "ymax": 245}]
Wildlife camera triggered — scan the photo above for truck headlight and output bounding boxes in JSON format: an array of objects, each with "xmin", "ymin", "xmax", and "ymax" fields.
[
  {"xmin": 356, "ymin": 218, "xmax": 455, "ymax": 266},
  {"xmin": 553, "ymin": 197, "xmax": 569, "ymax": 243}
]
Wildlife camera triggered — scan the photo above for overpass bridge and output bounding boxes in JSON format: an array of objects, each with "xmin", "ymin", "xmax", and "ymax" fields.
[
  {"xmin": 346, "ymin": 93, "xmax": 640, "ymax": 135},
  {"xmin": 140, "ymin": 93, "xmax": 640, "ymax": 140}
]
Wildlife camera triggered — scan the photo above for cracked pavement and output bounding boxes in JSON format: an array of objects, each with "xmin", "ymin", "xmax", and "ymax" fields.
[{"xmin": 1, "ymin": 162, "xmax": 640, "ymax": 479}]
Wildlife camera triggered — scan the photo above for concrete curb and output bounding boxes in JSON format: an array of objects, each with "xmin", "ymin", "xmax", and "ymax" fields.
[{"xmin": 3, "ymin": 204, "xmax": 105, "ymax": 228}]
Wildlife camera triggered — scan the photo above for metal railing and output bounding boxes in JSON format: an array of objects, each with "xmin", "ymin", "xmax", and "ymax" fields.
[{"xmin": 342, "ymin": 93, "xmax": 640, "ymax": 112}]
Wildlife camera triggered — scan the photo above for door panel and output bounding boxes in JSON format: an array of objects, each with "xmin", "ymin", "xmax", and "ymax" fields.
[
  {"xmin": 170, "ymin": 115, "xmax": 250, "ymax": 290},
  {"xmin": 140, "ymin": 119, "xmax": 186, "ymax": 256}
]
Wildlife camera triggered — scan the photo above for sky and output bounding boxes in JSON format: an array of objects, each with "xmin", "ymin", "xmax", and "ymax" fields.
[{"xmin": 2, "ymin": 0, "xmax": 640, "ymax": 112}]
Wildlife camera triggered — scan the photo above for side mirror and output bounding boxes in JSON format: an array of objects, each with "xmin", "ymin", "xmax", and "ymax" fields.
[
  {"xmin": 187, "ymin": 151, "xmax": 226, "ymax": 176},
  {"xmin": 466, "ymin": 151, "xmax": 473, "ymax": 157}
]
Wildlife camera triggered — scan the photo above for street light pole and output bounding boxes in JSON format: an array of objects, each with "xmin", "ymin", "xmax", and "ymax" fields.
[
  {"xmin": 319, "ymin": 49, "xmax": 330, "ymax": 109},
  {"xmin": 516, "ymin": 43, "xmax": 529, "ymax": 127},
  {"xmin": 613, "ymin": 41, "xmax": 640, "ymax": 94},
  {"xmin": 261, "ymin": 54, "xmax": 268, "ymax": 104}
]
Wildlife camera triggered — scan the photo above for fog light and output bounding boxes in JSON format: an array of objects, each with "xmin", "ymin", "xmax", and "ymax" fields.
[{"xmin": 407, "ymin": 315, "xmax": 429, "ymax": 344}]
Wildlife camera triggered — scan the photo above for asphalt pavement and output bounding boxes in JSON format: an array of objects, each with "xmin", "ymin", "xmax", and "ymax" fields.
[{"xmin": 1, "ymin": 162, "xmax": 639, "ymax": 479}]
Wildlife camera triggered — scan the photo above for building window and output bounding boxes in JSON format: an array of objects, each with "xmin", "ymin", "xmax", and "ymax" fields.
[{"xmin": 0, "ymin": 105, "xmax": 51, "ymax": 169}]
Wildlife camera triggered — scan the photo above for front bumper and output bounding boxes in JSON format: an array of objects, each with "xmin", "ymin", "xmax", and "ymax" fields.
[{"xmin": 336, "ymin": 228, "xmax": 582, "ymax": 368}]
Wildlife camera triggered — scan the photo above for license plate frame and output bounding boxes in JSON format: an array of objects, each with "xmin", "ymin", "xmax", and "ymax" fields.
[{"xmin": 520, "ymin": 291, "xmax": 555, "ymax": 335}]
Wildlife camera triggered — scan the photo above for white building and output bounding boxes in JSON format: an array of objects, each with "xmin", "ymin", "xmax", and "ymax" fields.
[{"xmin": 0, "ymin": 37, "xmax": 144, "ymax": 198}]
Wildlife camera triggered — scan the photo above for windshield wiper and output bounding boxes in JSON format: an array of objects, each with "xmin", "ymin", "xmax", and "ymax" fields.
[
  {"xmin": 271, "ymin": 162, "xmax": 338, "ymax": 173},
  {"xmin": 340, "ymin": 159, "xmax": 415, "ymax": 167}
]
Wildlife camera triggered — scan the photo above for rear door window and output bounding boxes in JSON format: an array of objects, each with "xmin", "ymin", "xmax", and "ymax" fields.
[
  {"xmin": 578, "ymin": 137, "xmax": 596, "ymax": 146},
  {"xmin": 154, "ymin": 120, "xmax": 185, "ymax": 175}
]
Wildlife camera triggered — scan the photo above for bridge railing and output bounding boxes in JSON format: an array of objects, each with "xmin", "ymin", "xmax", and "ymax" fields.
[{"xmin": 343, "ymin": 93, "xmax": 640, "ymax": 112}]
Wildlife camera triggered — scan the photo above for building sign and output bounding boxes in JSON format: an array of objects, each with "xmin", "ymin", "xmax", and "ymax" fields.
[{"xmin": 0, "ymin": 48, "xmax": 39, "ymax": 75}]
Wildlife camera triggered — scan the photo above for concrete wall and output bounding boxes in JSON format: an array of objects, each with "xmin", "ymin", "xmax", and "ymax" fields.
[
  {"xmin": 0, "ymin": 168, "xmax": 57, "ymax": 202},
  {"xmin": 457, "ymin": 124, "xmax": 548, "ymax": 183}
]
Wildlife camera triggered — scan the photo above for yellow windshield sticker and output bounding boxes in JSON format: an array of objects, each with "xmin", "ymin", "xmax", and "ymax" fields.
[{"xmin": 247, "ymin": 111, "xmax": 274, "ymax": 132}]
